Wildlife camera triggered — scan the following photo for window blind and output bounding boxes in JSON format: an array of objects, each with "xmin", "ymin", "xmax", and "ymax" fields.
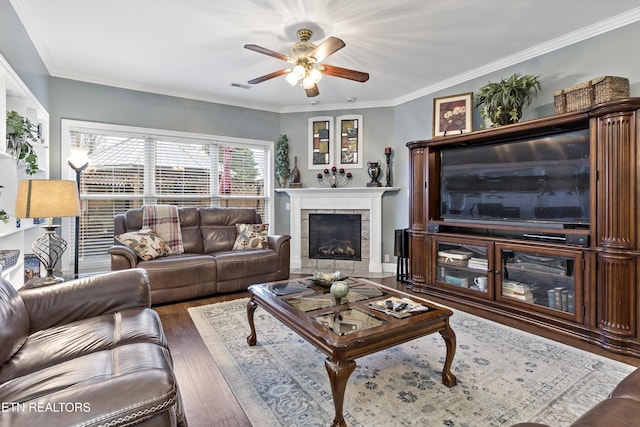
[{"xmin": 67, "ymin": 125, "xmax": 271, "ymax": 272}]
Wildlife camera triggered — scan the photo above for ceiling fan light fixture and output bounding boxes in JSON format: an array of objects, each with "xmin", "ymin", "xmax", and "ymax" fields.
[
  {"xmin": 292, "ymin": 64, "xmax": 306, "ymax": 79},
  {"xmin": 245, "ymin": 27, "xmax": 368, "ymax": 98},
  {"xmin": 309, "ymin": 68, "xmax": 323, "ymax": 83},
  {"xmin": 302, "ymin": 76, "xmax": 316, "ymax": 89},
  {"xmin": 285, "ymin": 72, "xmax": 300, "ymax": 86}
]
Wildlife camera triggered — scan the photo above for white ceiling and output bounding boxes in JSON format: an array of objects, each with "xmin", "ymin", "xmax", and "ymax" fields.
[{"xmin": 10, "ymin": 0, "xmax": 640, "ymax": 113}]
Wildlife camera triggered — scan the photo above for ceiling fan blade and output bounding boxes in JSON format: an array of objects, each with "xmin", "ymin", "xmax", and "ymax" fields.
[
  {"xmin": 305, "ymin": 85, "xmax": 320, "ymax": 97},
  {"xmin": 322, "ymin": 64, "xmax": 370, "ymax": 82},
  {"xmin": 248, "ymin": 69, "xmax": 289, "ymax": 85},
  {"xmin": 309, "ymin": 36, "xmax": 345, "ymax": 62},
  {"xmin": 244, "ymin": 44, "xmax": 292, "ymax": 62}
]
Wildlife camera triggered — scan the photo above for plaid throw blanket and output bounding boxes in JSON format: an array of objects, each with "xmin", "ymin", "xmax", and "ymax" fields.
[{"xmin": 142, "ymin": 205, "xmax": 184, "ymax": 254}]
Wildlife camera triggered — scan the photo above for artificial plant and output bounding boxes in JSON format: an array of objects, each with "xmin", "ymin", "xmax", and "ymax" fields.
[
  {"xmin": 275, "ymin": 134, "xmax": 290, "ymax": 184},
  {"xmin": 474, "ymin": 74, "xmax": 541, "ymax": 127},
  {"xmin": 6, "ymin": 110, "xmax": 41, "ymax": 175}
]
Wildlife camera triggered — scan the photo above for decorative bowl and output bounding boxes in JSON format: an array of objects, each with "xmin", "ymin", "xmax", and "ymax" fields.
[{"xmin": 308, "ymin": 271, "xmax": 348, "ymax": 287}]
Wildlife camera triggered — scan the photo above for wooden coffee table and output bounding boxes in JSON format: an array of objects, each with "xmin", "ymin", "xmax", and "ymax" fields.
[{"xmin": 247, "ymin": 277, "xmax": 457, "ymax": 427}]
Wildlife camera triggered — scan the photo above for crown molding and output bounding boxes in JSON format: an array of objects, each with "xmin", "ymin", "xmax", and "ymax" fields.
[{"xmin": 393, "ymin": 7, "xmax": 640, "ymax": 106}]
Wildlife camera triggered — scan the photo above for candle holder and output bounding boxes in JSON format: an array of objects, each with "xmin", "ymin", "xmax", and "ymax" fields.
[
  {"xmin": 384, "ymin": 148, "xmax": 393, "ymax": 187},
  {"xmin": 317, "ymin": 166, "xmax": 353, "ymax": 188}
]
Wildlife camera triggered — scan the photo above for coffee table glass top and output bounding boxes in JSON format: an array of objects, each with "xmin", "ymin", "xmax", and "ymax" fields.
[
  {"xmin": 257, "ymin": 278, "xmax": 437, "ymax": 336},
  {"xmin": 285, "ymin": 283, "xmax": 384, "ymax": 312},
  {"xmin": 313, "ymin": 307, "xmax": 386, "ymax": 336}
]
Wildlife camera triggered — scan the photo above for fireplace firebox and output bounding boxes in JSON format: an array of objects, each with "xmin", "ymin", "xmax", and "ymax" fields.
[{"xmin": 309, "ymin": 214, "xmax": 361, "ymax": 261}]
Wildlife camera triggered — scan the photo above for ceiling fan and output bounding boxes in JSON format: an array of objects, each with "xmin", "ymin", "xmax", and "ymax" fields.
[{"xmin": 244, "ymin": 28, "xmax": 370, "ymax": 97}]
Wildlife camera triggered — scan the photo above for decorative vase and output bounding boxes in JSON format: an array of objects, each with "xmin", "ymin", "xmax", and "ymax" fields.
[
  {"xmin": 367, "ymin": 161, "xmax": 382, "ymax": 187},
  {"xmin": 330, "ymin": 280, "xmax": 349, "ymax": 300},
  {"xmin": 279, "ymin": 176, "xmax": 287, "ymax": 187},
  {"xmin": 291, "ymin": 156, "xmax": 301, "ymax": 185}
]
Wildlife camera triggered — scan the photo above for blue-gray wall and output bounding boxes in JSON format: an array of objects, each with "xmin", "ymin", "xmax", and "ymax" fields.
[
  {"xmin": 3, "ymin": 0, "xmax": 640, "ymax": 269},
  {"xmin": 0, "ymin": 0, "xmax": 49, "ymax": 109}
]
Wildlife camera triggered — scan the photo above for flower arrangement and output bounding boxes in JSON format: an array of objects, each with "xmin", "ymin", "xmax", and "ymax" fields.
[
  {"xmin": 317, "ymin": 166, "xmax": 353, "ymax": 188},
  {"xmin": 442, "ymin": 105, "xmax": 466, "ymax": 132}
]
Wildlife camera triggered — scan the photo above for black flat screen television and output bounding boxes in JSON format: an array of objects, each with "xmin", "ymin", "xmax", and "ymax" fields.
[{"xmin": 440, "ymin": 128, "xmax": 590, "ymax": 226}]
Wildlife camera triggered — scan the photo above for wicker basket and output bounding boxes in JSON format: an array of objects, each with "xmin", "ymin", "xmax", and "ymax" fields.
[
  {"xmin": 0, "ymin": 249, "xmax": 20, "ymax": 271},
  {"xmin": 553, "ymin": 90, "xmax": 566, "ymax": 114},
  {"xmin": 554, "ymin": 76, "xmax": 630, "ymax": 113},
  {"xmin": 592, "ymin": 76, "xmax": 629, "ymax": 104},
  {"xmin": 564, "ymin": 81, "xmax": 593, "ymax": 112}
]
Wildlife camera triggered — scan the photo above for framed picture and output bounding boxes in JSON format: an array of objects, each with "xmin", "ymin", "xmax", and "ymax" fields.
[
  {"xmin": 24, "ymin": 254, "xmax": 41, "ymax": 282},
  {"xmin": 336, "ymin": 114, "xmax": 363, "ymax": 169},
  {"xmin": 433, "ymin": 92, "xmax": 473, "ymax": 137},
  {"xmin": 308, "ymin": 116, "xmax": 333, "ymax": 169}
]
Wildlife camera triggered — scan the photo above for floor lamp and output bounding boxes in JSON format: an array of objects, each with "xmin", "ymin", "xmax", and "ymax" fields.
[
  {"xmin": 14, "ymin": 180, "xmax": 80, "ymax": 286},
  {"xmin": 67, "ymin": 147, "xmax": 90, "ymax": 276}
]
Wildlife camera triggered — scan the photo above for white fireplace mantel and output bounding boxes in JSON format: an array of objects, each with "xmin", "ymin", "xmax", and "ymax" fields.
[{"xmin": 276, "ymin": 187, "xmax": 400, "ymax": 273}]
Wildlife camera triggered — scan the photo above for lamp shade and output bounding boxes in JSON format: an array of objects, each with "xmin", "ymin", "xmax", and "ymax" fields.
[{"xmin": 14, "ymin": 179, "xmax": 80, "ymax": 219}]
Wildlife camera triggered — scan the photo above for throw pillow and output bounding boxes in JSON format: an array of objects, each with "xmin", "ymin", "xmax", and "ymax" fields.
[
  {"xmin": 116, "ymin": 227, "xmax": 172, "ymax": 260},
  {"xmin": 232, "ymin": 223, "xmax": 269, "ymax": 250}
]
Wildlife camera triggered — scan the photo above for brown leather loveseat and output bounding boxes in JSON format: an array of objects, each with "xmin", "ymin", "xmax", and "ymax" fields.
[
  {"xmin": 512, "ymin": 366, "xmax": 640, "ymax": 426},
  {"xmin": 109, "ymin": 207, "xmax": 290, "ymax": 304},
  {"xmin": 0, "ymin": 269, "xmax": 187, "ymax": 427}
]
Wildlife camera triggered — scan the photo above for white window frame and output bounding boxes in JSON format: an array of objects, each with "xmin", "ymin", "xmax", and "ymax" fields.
[{"xmin": 60, "ymin": 119, "xmax": 275, "ymax": 273}]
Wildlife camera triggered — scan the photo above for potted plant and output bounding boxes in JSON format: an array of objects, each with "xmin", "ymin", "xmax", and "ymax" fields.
[
  {"xmin": 275, "ymin": 134, "xmax": 290, "ymax": 187},
  {"xmin": 6, "ymin": 110, "xmax": 41, "ymax": 175},
  {"xmin": 474, "ymin": 73, "xmax": 541, "ymax": 127}
]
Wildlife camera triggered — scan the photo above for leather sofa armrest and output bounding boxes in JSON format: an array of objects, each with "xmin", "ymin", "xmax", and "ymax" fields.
[
  {"xmin": 268, "ymin": 234, "xmax": 291, "ymax": 253},
  {"xmin": 109, "ymin": 244, "xmax": 139, "ymax": 269},
  {"xmin": 269, "ymin": 234, "xmax": 291, "ymax": 278},
  {"xmin": 19, "ymin": 268, "xmax": 151, "ymax": 333}
]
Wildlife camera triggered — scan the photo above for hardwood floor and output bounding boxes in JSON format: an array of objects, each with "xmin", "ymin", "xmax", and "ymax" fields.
[{"xmin": 155, "ymin": 275, "xmax": 640, "ymax": 427}]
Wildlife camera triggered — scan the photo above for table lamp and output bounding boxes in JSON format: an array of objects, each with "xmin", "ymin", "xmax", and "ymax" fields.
[{"xmin": 14, "ymin": 179, "xmax": 80, "ymax": 285}]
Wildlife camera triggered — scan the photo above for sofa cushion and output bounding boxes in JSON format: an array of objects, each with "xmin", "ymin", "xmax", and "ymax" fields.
[
  {"xmin": 0, "ymin": 342, "xmax": 177, "ymax": 427},
  {"xmin": 0, "ymin": 307, "xmax": 166, "ymax": 384},
  {"xmin": 200, "ymin": 207, "xmax": 261, "ymax": 253},
  {"xmin": 179, "ymin": 207, "xmax": 203, "ymax": 254},
  {"xmin": 138, "ymin": 253, "xmax": 217, "ymax": 291},
  {"xmin": 116, "ymin": 227, "xmax": 172, "ymax": 260},
  {"xmin": 214, "ymin": 249, "xmax": 279, "ymax": 281},
  {"xmin": 117, "ymin": 206, "xmax": 203, "ymax": 255},
  {"xmin": 232, "ymin": 223, "xmax": 269, "ymax": 250},
  {"xmin": 0, "ymin": 279, "xmax": 29, "ymax": 366}
]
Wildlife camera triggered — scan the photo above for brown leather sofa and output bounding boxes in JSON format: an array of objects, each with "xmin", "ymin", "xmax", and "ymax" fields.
[
  {"xmin": 0, "ymin": 269, "xmax": 187, "ymax": 427},
  {"xmin": 109, "ymin": 207, "xmax": 290, "ymax": 304},
  {"xmin": 512, "ymin": 367, "xmax": 640, "ymax": 427}
]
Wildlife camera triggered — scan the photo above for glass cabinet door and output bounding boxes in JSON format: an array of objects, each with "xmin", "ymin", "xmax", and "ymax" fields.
[
  {"xmin": 497, "ymin": 243, "xmax": 583, "ymax": 320},
  {"xmin": 433, "ymin": 237, "xmax": 492, "ymax": 297}
]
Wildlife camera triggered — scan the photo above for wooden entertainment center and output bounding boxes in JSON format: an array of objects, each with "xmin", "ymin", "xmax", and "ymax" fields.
[{"xmin": 406, "ymin": 98, "xmax": 640, "ymax": 358}]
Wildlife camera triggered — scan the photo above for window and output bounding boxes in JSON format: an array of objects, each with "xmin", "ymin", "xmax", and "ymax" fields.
[{"xmin": 61, "ymin": 120, "xmax": 273, "ymax": 273}]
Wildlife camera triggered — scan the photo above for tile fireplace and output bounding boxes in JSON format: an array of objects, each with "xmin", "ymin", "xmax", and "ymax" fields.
[{"xmin": 276, "ymin": 187, "xmax": 399, "ymax": 274}]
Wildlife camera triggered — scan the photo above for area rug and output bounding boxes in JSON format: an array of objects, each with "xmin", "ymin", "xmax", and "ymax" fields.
[{"xmin": 188, "ymin": 298, "xmax": 635, "ymax": 427}]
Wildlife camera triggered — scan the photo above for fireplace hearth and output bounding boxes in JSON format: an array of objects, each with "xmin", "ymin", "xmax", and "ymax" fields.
[{"xmin": 309, "ymin": 213, "xmax": 361, "ymax": 261}]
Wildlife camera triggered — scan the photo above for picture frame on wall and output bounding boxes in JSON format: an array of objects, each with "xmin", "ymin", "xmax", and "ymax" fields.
[
  {"xmin": 24, "ymin": 254, "xmax": 41, "ymax": 282},
  {"xmin": 336, "ymin": 114, "xmax": 363, "ymax": 169},
  {"xmin": 308, "ymin": 116, "xmax": 333, "ymax": 169},
  {"xmin": 433, "ymin": 92, "xmax": 473, "ymax": 137}
]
